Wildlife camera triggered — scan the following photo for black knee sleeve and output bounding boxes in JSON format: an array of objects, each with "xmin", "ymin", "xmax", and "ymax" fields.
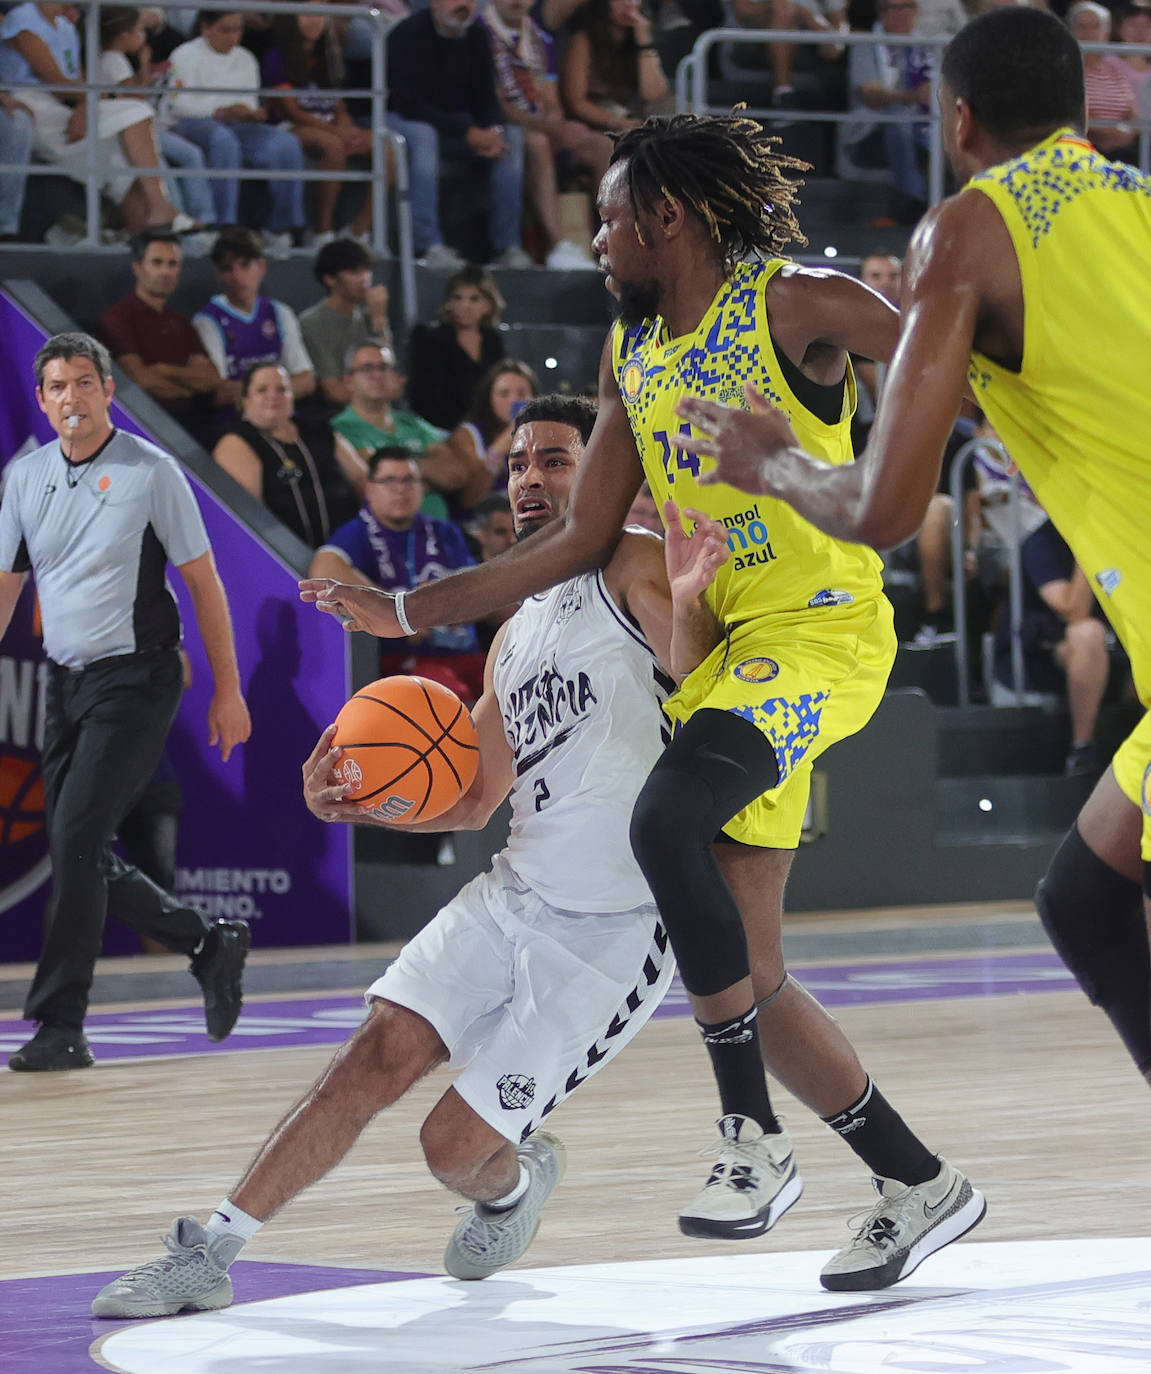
[
  {"xmin": 1036, "ymin": 825, "xmax": 1151, "ymax": 1073},
  {"xmin": 630, "ymin": 709, "xmax": 779, "ymax": 998}
]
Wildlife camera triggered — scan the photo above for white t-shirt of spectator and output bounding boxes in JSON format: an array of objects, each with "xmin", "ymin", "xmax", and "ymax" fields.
[{"xmin": 164, "ymin": 35, "xmax": 261, "ymax": 122}]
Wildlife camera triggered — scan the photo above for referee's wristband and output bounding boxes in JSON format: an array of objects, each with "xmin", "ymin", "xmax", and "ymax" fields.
[{"xmin": 393, "ymin": 589, "xmax": 416, "ymax": 636}]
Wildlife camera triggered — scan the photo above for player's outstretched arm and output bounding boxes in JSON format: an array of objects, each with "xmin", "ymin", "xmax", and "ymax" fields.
[
  {"xmin": 300, "ymin": 338, "xmax": 644, "ymax": 639},
  {"xmin": 303, "ymin": 629, "xmax": 516, "ymax": 833},
  {"xmin": 674, "ymin": 195, "xmax": 988, "ymax": 549},
  {"xmin": 608, "ymin": 506, "xmax": 727, "ymax": 679}
]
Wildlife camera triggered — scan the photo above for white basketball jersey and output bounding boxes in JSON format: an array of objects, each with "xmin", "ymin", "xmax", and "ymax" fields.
[{"xmin": 493, "ymin": 568, "xmax": 672, "ymax": 912}]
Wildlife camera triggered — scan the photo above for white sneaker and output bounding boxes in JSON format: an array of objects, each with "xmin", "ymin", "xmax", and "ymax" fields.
[
  {"xmin": 260, "ymin": 229, "xmax": 294, "ymax": 259},
  {"xmin": 545, "ymin": 239, "xmax": 595, "ymax": 270},
  {"xmin": 92, "ymin": 1217, "xmax": 241, "ymax": 1318},
  {"xmin": 308, "ymin": 230, "xmax": 337, "ymax": 251},
  {"xmin": 179, "ymin": 231, "xmax": 215, "ymax": 258},
  {"xmin": 443, "ymin": 1131, "xmax": 566, "ymax": 1279},
  {"xmin": 419, "ymin": 242, "xmax": 466, "ymax": 270},
  {"xmin": 678, "ymin": 1114, "xmax": 803, "ymax": 1239},
  {"xmin": 820, "ymin": 1158, "xmax": 986, "ymax": 1291},
  {"xmin": 490, "ymin": 244, "xmax": 533, "ymax": 269}
]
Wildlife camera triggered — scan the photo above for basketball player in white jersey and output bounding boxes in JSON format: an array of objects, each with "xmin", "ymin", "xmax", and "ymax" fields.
[{"xmin": 93, "ymin": 394, "xmax": 731, "ymax": 1319}]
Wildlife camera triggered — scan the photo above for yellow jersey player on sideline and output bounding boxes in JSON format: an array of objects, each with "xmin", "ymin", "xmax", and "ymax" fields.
[
  {"xmin": 303, "ymin": 110, "xmax": 985, "ymax": 1294},
  {"xmin": 681, "ymin": 10, "xmax": 1151, "ymax": 1096}
]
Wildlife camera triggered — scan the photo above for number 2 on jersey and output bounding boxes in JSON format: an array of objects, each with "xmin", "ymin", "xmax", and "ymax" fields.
[
  {"xmin": 533, "ymin": 778, "xmax": 551, "ymax": 812},
  {"xmin": 654, "ymin": 425, "xmax": 700, "ymax": 486}
]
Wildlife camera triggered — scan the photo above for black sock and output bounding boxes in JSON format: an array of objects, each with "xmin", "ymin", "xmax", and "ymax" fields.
[
  {"xmin": 822, "ymin": 1079, "xmax": 938, "ymax": 1185},
  {"xmin": 697, "ymin": 1007, "xmax": 779, "ymax": 1133}
]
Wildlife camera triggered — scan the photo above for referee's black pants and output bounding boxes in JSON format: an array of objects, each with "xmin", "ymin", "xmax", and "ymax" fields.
[{"xmin": 25, "ymin": 649, "xmax": 212, "ymax": 1031}]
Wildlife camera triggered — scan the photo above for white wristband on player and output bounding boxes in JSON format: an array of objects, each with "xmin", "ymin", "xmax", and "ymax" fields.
[{"xmin": 393, "ymin": 589, "xmax": 416, "ymax": 636}]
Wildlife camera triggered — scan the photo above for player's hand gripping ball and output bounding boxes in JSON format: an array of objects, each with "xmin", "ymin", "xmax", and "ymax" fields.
[{"xmin": 332, "ymin": 676, "xmax": 479, "ymax": 824}]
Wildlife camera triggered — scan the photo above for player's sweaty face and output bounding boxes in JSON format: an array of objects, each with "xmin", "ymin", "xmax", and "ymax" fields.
[
  {"xmin": 593, "ymin": 162, "xmax": 660, "ymax": 324},
  {"xmin": 507, "ymin": 421, "xmax": 582, "ymax": 540}
]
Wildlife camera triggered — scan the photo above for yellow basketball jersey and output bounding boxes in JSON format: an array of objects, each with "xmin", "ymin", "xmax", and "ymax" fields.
[
  {"xmin": 611, "ymin": 257, "xmax": 884, "ymax": 628},
  {"xmin": 968, "ymin": 130, "xmax": 1151, "ymax": 702}
]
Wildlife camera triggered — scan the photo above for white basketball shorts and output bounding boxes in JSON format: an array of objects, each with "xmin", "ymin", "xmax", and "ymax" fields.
[{"xmin": 365, "ymin": 853, "xmax": 675, "ymax": 1143}]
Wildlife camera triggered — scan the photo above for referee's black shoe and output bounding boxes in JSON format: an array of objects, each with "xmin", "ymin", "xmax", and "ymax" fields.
[
  {"xmin": 9, "ymin": 1024, "xmax": 95, "ymax": 1072},
  {"xmin": 191, "ymin": 919, "xmax": 251, "ymax": 1042}
]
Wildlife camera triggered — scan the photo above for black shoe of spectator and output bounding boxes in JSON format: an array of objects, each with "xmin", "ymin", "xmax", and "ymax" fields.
[
  {"xmin": 9, "ymin": 1024, "xmax": 94, "ymax": 1072},
  {"xmin": 191, "ymin": 919, "xmax": 251, "ymax": 1042},
  {"xmin": 1064, "ymin": 742, "xmax": 1102, "ymax": 779}
]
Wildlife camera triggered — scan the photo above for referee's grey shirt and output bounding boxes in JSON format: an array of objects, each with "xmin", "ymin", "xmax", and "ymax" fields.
[{"xmin": 0, "ymin": 429, "xmax": 211, "ymax": 670}]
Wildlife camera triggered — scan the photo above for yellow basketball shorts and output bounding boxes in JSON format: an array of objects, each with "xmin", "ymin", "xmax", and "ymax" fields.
[
  {"xmin": 1110, "ymin": 708, "xmax": 1151, "ymax": 862},
  {"xmin": 662, "ymin": 596, "xmax": 896, "ymax": 849}
]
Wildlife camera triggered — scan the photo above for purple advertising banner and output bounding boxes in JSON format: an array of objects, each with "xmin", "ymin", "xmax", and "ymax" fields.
[{"xmin": 0, "ymin": 291, "xmax": 353, "ymax": 963}]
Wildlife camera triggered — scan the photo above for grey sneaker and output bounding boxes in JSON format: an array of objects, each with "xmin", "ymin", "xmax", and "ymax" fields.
[
  {"xmin": 679, "ymin": 1114, "xmax": 803, "ymax": 1239},
  {"xmin": 443, "ymin": 1130, "xmax": 566, "ymax": 1280},
  {"xmin": 92, "ymin": 1217, "xmax": 240, "ymax": 1318},
  {"xmin": 820, "ymin": 1158, "xmax": 986, "ymax": 1291}
]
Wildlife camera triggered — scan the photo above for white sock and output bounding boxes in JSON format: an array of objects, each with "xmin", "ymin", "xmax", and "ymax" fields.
[
  {"xmin": 483, "ymin": 1163, "xmax": 529, "ymax": 1212},
  {"xmin": 204, "ymin": 1200, "xmax": 264, "ymax": 1255}
]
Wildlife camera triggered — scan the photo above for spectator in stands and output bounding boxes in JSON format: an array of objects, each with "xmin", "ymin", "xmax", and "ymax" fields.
[
  {"xmin": 98, "ymin": 6, "xmax": 217, "ymax": 244},
  {"xmin": 0, "ymin": 0, "xmax": 192, "ymax": 235},
  {"xmin": 1068, "ymin": 2, "xmax": 1139, "ymax": 159},
  {"xmin": 300, "ymin": 239, "xmax": 392, "ymax": 409},
  {"xmin": 469, "ymin": 490, "xmax": 518, "ymax": 647},
  {"xmin": 261, "ymin": 11, "xmax": 375, "ymax": 248},
  {"xmin": 472, "ymin": 491, "xmax": 516, "ymax": 561},
  {"xmin": 841, "ymin": 0, "xmax": 933, "ymax": 221},
  {"xmin": 407, "ymin": 266, "xmax": 506, "ymax": 431},
  {"xmin": 212, "ymin": 361, "xmax": 365, "ymax": 548},
  {"xmin": 1117, "ymin": 0, "xmax": 1151, "ymax": 103},
  {"xmin": 96, "ymin": 229, "xmax": 218, "ymax": 432},
  {"xmin": 626, "ymin": 479, "xmax": 663, "ymax": 534},
  {"xmin": 194, "ymin": 226, "xmax": 315, "ymax": 415},
  {"xmin": 720, "ymin": 0, "xmax": 847, "ymax": 117},
  {"xmin": 445, "ymin": 359, "xmax": 539, "ymax": 510},
  {"xmin": 482, "ymin": 0, "xmax": 608, "ymax": 269},
  {"xmin": 165, "ymin": 11, "xmax": 306, "ymax": 258},
  {"xmin": 994, "ymin": 518, "xmax": 1112, "ymax": 779},
  {"xmin": 560, "ymin": 0, "xmax": 671, "ymax": 135},
  {"xmin": 332, "ymin": 341, "xmax": 456, "ymax": 518},
  {"xmin": 859, "ymin": 250, "xmax": 902, "ymax": 303},
  {"xmin": 386, "ymin": 0, "xmax": 528, "ymax": 270},
  {"xmin": 0, "ymin": 92, "xmax": 33, "ymax": 242},
  {"xmin": 308, "ymin": 446, "xmax": 486, "ymax": 702}
]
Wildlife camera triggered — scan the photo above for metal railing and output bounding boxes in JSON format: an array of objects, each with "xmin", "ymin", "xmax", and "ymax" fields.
[
  {"xmin": 949, "ymin": 437, "xmax": 1028, "ymax": 710},
  {"xmin": 675, "ymin": 29, "xmax": 1151, "ymax": 196},
  {"xmin": 0, "ymin": 0, "xmax": 418, "ymax": 324}
]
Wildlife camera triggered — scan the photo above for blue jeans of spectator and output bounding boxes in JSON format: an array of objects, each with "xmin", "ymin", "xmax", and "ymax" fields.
[
  {"xmin": 0, "ymin": 104, "xmax": 33, "ymax": 236},
  {"xmin": 849, "ymin": 119, "xmax": 928, "ymax": 205},
  {"xmin": 159, "ymin": 129, "xmax": 216, "ymax": 225},
  {"xmin": 168, "ymin": 117, "xmax": 305, "ymax": 231},
  {"xmin": 385, "ymin": 112, "xmax": 523, "ymax": 256}
]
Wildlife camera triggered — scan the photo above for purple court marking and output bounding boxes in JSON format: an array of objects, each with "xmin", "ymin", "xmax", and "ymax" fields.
[
  {"xmin": 0, "ymin": 1261, "xmax": 428, "ymax": 1374},
  {"xmin": 0, "ymin": 952, "xmax": 1077, "ymax": 1063}
]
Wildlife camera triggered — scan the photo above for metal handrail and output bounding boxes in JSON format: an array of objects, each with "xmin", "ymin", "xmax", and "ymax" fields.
[
  {"xmin": 675, "ymin": 29, "xmax": 1151, "ymax": 193},
  {"xmin": 1, "ymin": 0, "xmax": 416, "ymax": 323},
  {"xmin": 949, "ymin": 437, "xmax": 1027, "ymax": 709}
]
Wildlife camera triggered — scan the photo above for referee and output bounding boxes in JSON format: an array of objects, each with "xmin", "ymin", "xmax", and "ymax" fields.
[{"xmin": 0, "ymin": 332, "xmax": 252, "ymax": 1072}]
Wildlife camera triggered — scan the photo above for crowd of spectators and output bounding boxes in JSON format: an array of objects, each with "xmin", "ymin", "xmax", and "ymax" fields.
[{"xmin": 2, "ymin": 0, "xmax": 1150, "ymax": 251}]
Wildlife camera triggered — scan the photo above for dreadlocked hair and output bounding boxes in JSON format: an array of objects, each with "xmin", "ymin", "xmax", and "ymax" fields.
[{"xmin": 610, "ymin": 109, "xmax": 809, "ymax": 267}]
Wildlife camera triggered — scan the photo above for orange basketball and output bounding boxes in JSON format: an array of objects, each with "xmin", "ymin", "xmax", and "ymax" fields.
[{"xmin": 331, "ymin": 676, "xmax": 479, "ymax": 825}]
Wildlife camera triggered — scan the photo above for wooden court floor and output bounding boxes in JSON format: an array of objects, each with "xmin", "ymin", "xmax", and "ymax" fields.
[{"xmin": 4, "ymin": 901, "xmax": 1149, "ymax": 1286}]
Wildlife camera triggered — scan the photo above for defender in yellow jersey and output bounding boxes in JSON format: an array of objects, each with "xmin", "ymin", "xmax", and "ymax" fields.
[
  {"xmin": 303, "ymin": 110, "xmax": 984, "ymax": 1291},
  {"xmin": 682, "ymin": 10, "xmax": 1151, "ymax": 1095},
  {"xmin": 611, "ymin": 254, "xmax": 892, "ymax": 846}
]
